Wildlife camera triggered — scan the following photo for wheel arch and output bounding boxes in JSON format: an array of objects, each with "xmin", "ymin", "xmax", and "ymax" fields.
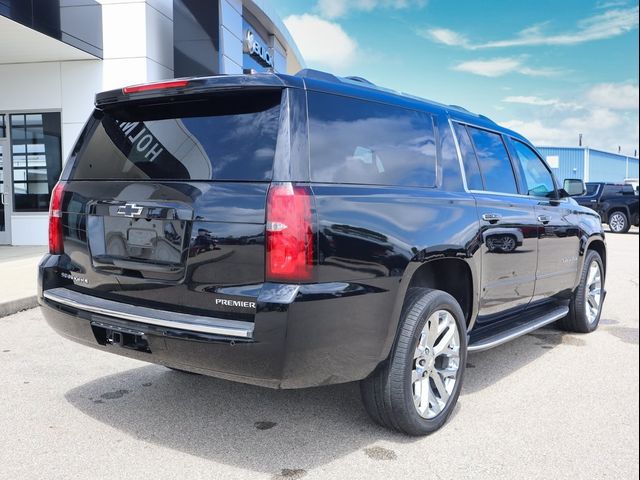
[
  {"xmin": 586, "ymin": 238, "xmax": 607, "ymax": 277},
  {"xmin": 606, "ymin": 205, "xmax": 630, "ymax": 222},
  {"xmin": 379, "ymin": 256, "xmax": 479, "ymax": 364}
]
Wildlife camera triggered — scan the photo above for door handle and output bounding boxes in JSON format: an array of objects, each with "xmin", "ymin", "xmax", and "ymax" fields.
[
  {"xmin": 481, "ymin": 213, "xmax": 502, "ymax": 223},
  {"xmin": 537, "ymin": 215, "xmax": 551, "ymax": 224},
  {"xmin": 590, "ymin": 199, "xmax": 597, "ymax": 203}
]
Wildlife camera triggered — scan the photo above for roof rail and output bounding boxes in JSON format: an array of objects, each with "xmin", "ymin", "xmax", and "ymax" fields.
[
  {"xmin": 296, "ymin": 68, "xmax": 497, "ymax": 125},
  {"xmin": 295, "ymin": 69, "xmax": 340, "ymax": 83},
  {"xmin": 296, "ymin": 69, "xmax": 376, "ymax": 87},
  {"xmin": 344, "ymin": 76, "xmax": 375, "ymax": 86},
  {"xmin": 448, "ymin": 104, "xmax": 470, "ymax": 112}
]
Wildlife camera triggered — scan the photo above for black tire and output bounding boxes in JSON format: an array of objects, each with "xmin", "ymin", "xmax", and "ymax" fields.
[
  {"xmin": 360, "ymin": 288, "xmax": 467, "ymax": 436},
  {"xmin": 608, "ymin": 210, "xmax": 630, "ymax": 233},
  {"xmin": 558, "ymin": 250, "xmax": 605, "ymax": 333}
]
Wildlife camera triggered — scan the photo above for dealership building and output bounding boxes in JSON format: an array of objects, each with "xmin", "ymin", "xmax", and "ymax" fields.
[{"xmin": 0, "ymin": 0, "xmax": 304, "ymax": 246}]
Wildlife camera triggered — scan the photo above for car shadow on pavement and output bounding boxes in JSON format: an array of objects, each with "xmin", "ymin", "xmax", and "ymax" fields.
[
  {"xmin": 63, "ymin": 325, "xmax": 586, "ymax": 474},
  {"xmin": 65, "ymin": 367, "xmax": 419, "ymax": 475},
  {"xmin": 463, "ymin": 326, "xmax": 588, "ymax": 394}
]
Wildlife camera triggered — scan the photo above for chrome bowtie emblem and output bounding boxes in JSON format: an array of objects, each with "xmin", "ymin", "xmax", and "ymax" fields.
[{"xmin": 117, "ymin": 203, "xmax": 144, "ymax": 218}]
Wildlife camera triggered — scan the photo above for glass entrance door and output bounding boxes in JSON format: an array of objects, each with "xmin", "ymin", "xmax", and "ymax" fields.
[
  {"xmin": 0, "ymin": 136, "xmax": 11, "ymax": 245},
  {"xmin": 1, "ymin": 114, "xmax": 12, "ymax": 244}
]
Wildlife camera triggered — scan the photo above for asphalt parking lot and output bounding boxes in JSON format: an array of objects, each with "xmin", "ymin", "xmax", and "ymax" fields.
[{"xmin": 1, "ymin": 229, "xmax": 638, "ymax": 480}]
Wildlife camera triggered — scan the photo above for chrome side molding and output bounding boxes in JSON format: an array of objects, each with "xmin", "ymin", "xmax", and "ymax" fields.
[{"xmin": 43, "ymin": 287, "xmax": 254, "ymax": 339}]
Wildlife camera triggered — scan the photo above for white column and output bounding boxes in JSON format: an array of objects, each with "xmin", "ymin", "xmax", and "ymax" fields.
[
  {"xmin": 584, "ymin": 148, "xmax": 590, "ymax": 182},
  {"xmin": 100, "ymin": 0, "xmax": 174, "ymax": 90},
  {"xmin": 220, "ymin": 0, "xmax": 243, "ymax": 74}
]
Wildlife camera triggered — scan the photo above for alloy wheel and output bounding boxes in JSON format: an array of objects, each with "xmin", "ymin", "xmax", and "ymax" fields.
[
  {"xmin": 609, "ymin": 212, "xmax": 626, "ymax": 233},
  {"xmin": 585, "ymin": 260, "xmax": 603, "ymax": 324},
  {"xmin": 412, "ymin": 310, "xmax": 460, "ymax": 419}
]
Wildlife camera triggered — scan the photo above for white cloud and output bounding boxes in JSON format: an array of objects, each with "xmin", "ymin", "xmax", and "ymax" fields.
[
  {"xmin": 499, "ymin": 83, "xmax": 639, "ymax": 154},
  {"xmin": 283, "ymin": 14, "xmax": 357, "ymax": 69},
  {"xmin": 596, "ymin": 0, "xmax": 629, "ymax": 9},
  {"xmin": 586, "ymin": 83, "xmax": 639, "ymax": 110},
  {"xmin": 424, "ymin": 28, "xmax": 470, "ymax": 47},
  {"xmin": 422, "ymin": 6, "xmax": 639, "ymax": 49},
  {"xmin": 317, "ymin": 0, "xmax": 427, "ymax": 19},
  {"xmin": 453, "ymin": 57, "xmax": 561, "ymax": 77},
  {"xmin": 503, "ymin": 96, "xmax": 580, "ymax": 110}
]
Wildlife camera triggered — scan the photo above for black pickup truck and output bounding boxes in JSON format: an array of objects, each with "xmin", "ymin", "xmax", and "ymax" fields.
[
  {"xmin": 39, "ymin": 70, "xmax": 607, "ymax": 436},
  {"xmin": 572, "ymin": 182, "xmax": 639, "ymax": 233}
]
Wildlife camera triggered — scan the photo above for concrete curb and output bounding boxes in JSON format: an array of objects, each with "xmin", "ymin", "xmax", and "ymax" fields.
[{"xmin": 0, "ymin": 296, "xmax": 38, "ymax": 318}]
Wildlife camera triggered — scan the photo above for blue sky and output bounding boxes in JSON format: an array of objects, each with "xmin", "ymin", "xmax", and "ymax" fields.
[{"xmin": 271, "ymin": 0, "xmax": 639, "ymax": 155}]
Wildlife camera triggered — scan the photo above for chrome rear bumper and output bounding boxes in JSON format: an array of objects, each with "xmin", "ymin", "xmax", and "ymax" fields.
[{"xmin": 43, "ymin": 287, "xmax": 254, "ymax": 338}]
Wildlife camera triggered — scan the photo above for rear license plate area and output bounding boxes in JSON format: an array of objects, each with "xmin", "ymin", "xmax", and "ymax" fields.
[{"xmin": 127, "ymin": 228, "xmax": 157, "ymax": 247}]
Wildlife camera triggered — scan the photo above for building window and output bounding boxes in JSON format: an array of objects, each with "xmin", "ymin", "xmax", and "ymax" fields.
[
  {"xmin": 10, "ymin": 113, "xmax": 62, "ymax": 212},
  {"xmin": 0, "ymin": 115, "xmax": 6, "ymax": 137}
]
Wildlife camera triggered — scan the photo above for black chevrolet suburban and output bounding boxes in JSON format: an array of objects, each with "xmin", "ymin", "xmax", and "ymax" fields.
[
  {"xmin": 570, "ymin": 181, "xmax": 639, "ymax": 233},
  {"xmin": 39, "ymin": 70, "xmax": 606, "ymax": 435}
]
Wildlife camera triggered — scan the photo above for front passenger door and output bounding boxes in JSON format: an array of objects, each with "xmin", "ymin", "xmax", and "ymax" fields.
[{"xmin": 509, "ymin": 139, "xmax": 581, "ymax": 303}]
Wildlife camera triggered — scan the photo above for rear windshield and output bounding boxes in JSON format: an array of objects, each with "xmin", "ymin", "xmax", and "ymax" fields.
[{"xmin": 69, "ymin": 90, "xmax": 282, "ymax": 181}]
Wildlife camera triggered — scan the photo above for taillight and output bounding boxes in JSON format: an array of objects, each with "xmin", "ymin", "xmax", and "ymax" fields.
[
  {"xmin": 48, "ymin": 182, "xmax": 66, "ymax": 255},
  {"xmin": 122, "ymin": 79, "xmax": 189, "ymax": 94},
  {"xmin": 266, "ymin": 183, "xmax": 314, "ymax": 282}
]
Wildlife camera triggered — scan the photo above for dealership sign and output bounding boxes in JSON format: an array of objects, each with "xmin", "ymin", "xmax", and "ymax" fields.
[{"xmin": 243, "ymin": 29, "xmax": 274, "ymax": 68}]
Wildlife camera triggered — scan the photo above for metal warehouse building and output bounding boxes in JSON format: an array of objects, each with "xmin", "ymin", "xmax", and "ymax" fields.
[{"xmin": 538, "ymin": 147, "xmax": 639, "ymax": 184}]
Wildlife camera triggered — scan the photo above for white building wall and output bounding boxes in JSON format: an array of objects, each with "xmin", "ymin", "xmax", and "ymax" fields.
[
  {"xmin": 2, "ymin": 0, "xmax": 303, "ymax": 245},
  {"xmin": 220, "ymin": 0, "xmax": 244, "ymax": 74},
  {"xmin": 2, "ymin": 0, "xmax": 174, "ymax": 245}
]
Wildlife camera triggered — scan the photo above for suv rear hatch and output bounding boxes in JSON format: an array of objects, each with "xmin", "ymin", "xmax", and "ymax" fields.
[{"xmin": 56, "ymin": 85, "xmax": 286, "ymax": 319}]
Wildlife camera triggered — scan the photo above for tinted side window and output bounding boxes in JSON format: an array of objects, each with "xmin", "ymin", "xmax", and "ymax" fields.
[
  {"xmin": 308, "ymin": 92, "xmax": 437, "ymax": 187},
  {"xmin": 512, "ymin": 140, "xmax": 556, "ymax": 198},
  {"xmin": 452, "ymin": 122, "xmax": 483, "ymax": 190},
  {"xmin": 603, "ymin": 185, "xmax": 622, "ymax": 196},
  {"xmin": 467, "ymin": 127, "xmax": 518, "ymax": 194},
  {"xmin": 586, "ymin": 183, "xmax": 600, "ymax": 195}
]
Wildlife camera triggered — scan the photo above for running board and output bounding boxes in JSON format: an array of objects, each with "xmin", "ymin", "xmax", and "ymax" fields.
[{"xmin": 468, "ymin": 306, "xmax": 569, "ymax": 352}]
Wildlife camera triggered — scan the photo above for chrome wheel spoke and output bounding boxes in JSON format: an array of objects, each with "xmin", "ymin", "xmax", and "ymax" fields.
[{"xmin": 433, "ymin": 326, "xmax": 455, "ymax": 356}]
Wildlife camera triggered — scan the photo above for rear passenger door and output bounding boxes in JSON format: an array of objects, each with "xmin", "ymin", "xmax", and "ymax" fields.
[
  {"xmin": 453, "ymin": 122, "xmax": 539, "ymax": 321},
  {"xmin": 509, "ymin": 139, "xmax": 581, "ymax": 303}
]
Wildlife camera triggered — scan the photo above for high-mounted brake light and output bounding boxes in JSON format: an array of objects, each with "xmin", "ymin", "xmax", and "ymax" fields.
[
  {"xmin": 266, "ymin": 183, "xmax": 314, "ymax": 282},
  {"xmin": 122, "ymin": 79, "xmax": 189, "ymax": 94},
  {"xmin": 48, "ymin": 181, "xmax": 66, "ymax": 255}
]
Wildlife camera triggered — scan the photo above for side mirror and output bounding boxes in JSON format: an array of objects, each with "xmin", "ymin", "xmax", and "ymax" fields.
[{"xmin": 563, "ymin": 178, "xmax": 586, "ymax": 196}]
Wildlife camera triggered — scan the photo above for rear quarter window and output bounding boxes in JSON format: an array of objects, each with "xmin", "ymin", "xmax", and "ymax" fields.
[{"xmin": 308, "ymin": 92, "xmax": 437, "ymax": 187}]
